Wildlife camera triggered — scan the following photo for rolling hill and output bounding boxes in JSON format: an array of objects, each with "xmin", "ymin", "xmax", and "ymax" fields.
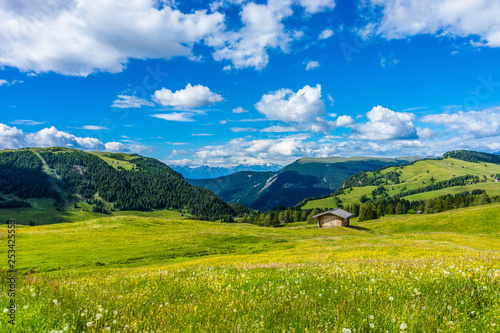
[
  {"xmin": 0, "ymin": 147, "xmax": 244, "ymax": 224},
  {"xmin": 302, "ymin": 150, "xmax": 500, "ymax": 211},
  {"xmin": 187, "ymin": 156, "xmax": 417, "ymax": 211}
]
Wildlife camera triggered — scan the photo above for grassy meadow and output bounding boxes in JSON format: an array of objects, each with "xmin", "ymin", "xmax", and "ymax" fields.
[{"xmin": 1, "ymin": 203, "xmax": 500, "ymax": 332}]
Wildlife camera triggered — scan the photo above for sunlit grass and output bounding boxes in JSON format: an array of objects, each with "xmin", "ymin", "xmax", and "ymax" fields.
[{"xmin": 1, "ymin": 204, "xmax": 500, "ymax": 332}]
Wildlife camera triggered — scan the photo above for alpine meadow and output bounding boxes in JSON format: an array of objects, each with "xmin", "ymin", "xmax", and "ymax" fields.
[{"xmin": 2, "ymin": 0, "xmax": 500, "ymax": 332}]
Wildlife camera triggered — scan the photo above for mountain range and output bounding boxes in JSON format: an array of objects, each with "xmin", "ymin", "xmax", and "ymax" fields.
[
  {"xmin": 187, "ymin": 156, "xmax": 421, "ymax": 211},
  {"xmin": 172, "ymin": 163, "xmax": 282, "ymax": 179}
]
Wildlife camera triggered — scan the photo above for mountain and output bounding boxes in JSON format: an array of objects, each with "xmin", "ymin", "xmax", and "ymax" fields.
[
  {"xmin": 0, "ymin": 147, "xmax": 242, "ymax": 223},
  {"xmin": 172, "ymin": 163, "xmax": 282, "ymax": 179},
  {"xmin": 187, "ymin": 156, "xmax": 411, "ymax": 211}
]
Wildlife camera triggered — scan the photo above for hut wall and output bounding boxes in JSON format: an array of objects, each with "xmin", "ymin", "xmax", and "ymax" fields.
[{"xmin": 319, "ymin": 215, "xmax": 344, "ymax": 227}]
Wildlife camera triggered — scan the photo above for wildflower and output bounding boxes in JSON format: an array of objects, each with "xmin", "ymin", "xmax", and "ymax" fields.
[
  {"xmin": 3, "ymin": 309, "xmax": 8, "ymax": 313},
  {"xmin": 447, "ymin": 305, "xmax": 452, "ymax": 310},
  {"xmin": 113, "ymin": 310, "xmax": 118, "ymax": 315},
  {"xmin": 342, "ymin": 329, "xmax": 351, "ymax": 333},
  {"xmin": 483, "ymin": 286, "xmax": 487, "ymax": 290},
  {"xmin": 106, "ymin": 328, "xmax": 111, "ymax": 331},
  {"xmin": 334, "ymin": 290, "xmax": 338, "ymax": 293},
  {"xmin": 369, "ymin": 315, "xmax": 374, "ymax": 320},
  {"xmin": 400, "ymin": 322, "xmax": 407, "ymax": 330},
  {"xmin": 32, "ymin": 293, "xmax": 36, "ymax": 297},
  {"xmin": 369, "ymin": 323, "xmax": 375, "ymax": 328},
  {"xmin": 53, "ymin": 299, "xmax": 58, "ymax": 304},
  {"xmin": 389, "ymin": 296, "xmax": 394, "ymax": 301},
  {"xmin": 371, "ymin": 279, "xmax": 375, "ymax": 283},
  {"xmin": 96, "ymin": 314, "xmax": 102, "ymax": 320},
  {"xmin": 86, "ymin": 321, "xmax": 94, "ymax": 327},
  {"xmin": 449, "ymin": 321, "xmax": 454, "ymax": 326},
  {"xmin": 23, "ymin": 305, "xmax": 28, "ymax": 309}
]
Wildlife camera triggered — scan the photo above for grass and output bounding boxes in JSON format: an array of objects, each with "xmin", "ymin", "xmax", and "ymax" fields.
[{"xmin": 1, "ymin": 203, "xmax": 500, "ymax": 332}]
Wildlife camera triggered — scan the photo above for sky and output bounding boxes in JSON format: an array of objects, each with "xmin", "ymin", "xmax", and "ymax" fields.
[{"xmin": 1, "ymin": 0, "xmax": 500, "ymax": 168}]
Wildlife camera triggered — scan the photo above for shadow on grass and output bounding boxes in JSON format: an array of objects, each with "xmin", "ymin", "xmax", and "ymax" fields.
[{"xmin": 347, "ymin": 225, "xmax": 372, "ymax": 232}]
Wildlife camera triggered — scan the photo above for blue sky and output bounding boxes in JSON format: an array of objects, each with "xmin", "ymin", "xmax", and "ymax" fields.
[{"xmin": 1, "ymin": 0, "xmax": 500, "ymax": 167}]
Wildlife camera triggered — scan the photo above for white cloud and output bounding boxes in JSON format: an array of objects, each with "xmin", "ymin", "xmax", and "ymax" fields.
[
  {"xmin": 335, "ymin": 115, "xmax": 355, "ymax": 127},
  {"xmin": 112, "ymin": 95, "xmax": 154, "ymax": 108},
  {"xmin": 363, "ymin": 0, "xmax": 500, "ymax": 47},
  {"xmin": 10, "ymin": 119, "xmax": 46, "ymax": 126},
  {"xmin": 206, "ymin": 1, "xmax": 293, "ymax": 70},
  {"xmin": 219, "ymin": 120, "xmax": 227, "ymax": 124},
  {"xmin": 104, "ymin": 141, "xmax": 152, "ymax": 153},
  {"xmin": 0, "ymin": 0, "xmax": 225, "ymax": 76},
  {"xmin": 232, "ymin": 107, "xmax": 248, "ymax": 113},
  {"xmin": 305, "ymin": 61, "xmax": 320, "ymax": 70},
  {"xmin": 261, "ymin": 126, "xmax": 299, "ymax": 133},
  {"xmin": 318, "ymin": 28, "xmax": 334, "ymax": 39},
  {"xmin": 153, "ymin": 83, "xmax": 223, "ymax": 109},
  {"xmin": 25, "ymin": 126, "xmax": 104, "ymax": 149},
  {"xmin": 421, "ymin": 108, "xmax": 500, "ymax": 138},
  {"xmin": 255, "ymin": 84, "xmax": 332, "ymax": 132},
  {"xmin": 151, "ymin": 113, "xmax": 197, "ymax": 122},
  {"xmin": 0, "ymin": 124, "xmax": 26, "ymax": 149},
  {"xmin": 230, "ymin": 127, "xmax": 258, "ymax": 132},
  {"xmin": 192, "ymin": 133, "xmax": 213, "ymax": 136},
  {"xmin": 81, "ymin": 125, "xmax": 108, "ymax": 130},
  {"xmin": 0, "ymin": 79, "xmax": 8, "ymax": 86},
  {"xmin": 350, "ymin": 105, "xmax": 418, "ymax": 140},
  {"xmin": 416, "ymin": 127, "xmax": 436, "ymax": 140},
  {"xmin": 0, "ymin": 123, "xmax": 157, "ymax": 153},
  {"xmin": 298, "ymin": 0, "xmax": 335, "ymax": 14}
]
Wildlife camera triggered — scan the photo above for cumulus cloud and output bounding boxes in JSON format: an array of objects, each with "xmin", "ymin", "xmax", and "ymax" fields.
[
  {"xmin": 335, "ymin": 115, "xmax": 355, "ymax": 127},
  {"xmin": 153, "ymin": 84, "xmax": 223, "ymax": 109},
  {"xmin": 104, "ymin": 141, "xmax": 152, "ymax": 153},
  {"xmin": 0, "ymin": 79, "xmax": 8, "ymax": 86},
  {"xmin": 0, "ymin": 124, "xmax": 26, "ymax": 149},
  {"xmin": 255, "ymin": 84, "xmax": 332, "ymax": 132},
  {"xmin": 362, "ymin": 0, "xmax": 500, "ymax": 47},
  {"xmin": 305, "ymin": 61, "xmax": 320, "ymax": 70},
  {"xmin": 318, "ymin": 28, "xmax": 334, "ymax": 39},
  {"xmin": 26, "ymin": 126, "xmax": 104, "ymax": 149},
  {"xmin": 206, "ymin": 1, "xmax": 293, "ymax": 70},
  {"xmin": 232, "ymin": 107, "xmax": 248, "ymax": 113},
  {"xmin": 112, "ymin": 95, "xmax": 154, "ymax": 108},
  {"xmin": 350, "ymin": 105, "xmax": 418, "ymax": 140},
  {"xmin": 421, "ymin": 108, "xmax": 500, "ymax": 138},
  {"xmin": 0, "ymin": 0, "xmax": 224, "ymax": 75},
  {"xmin": 0, "ymin": 123, "xmax": 153, "ymax": 153},
  {"xmin": 151, "ymin": 113, "xmax": 197, "ymax": 122}
]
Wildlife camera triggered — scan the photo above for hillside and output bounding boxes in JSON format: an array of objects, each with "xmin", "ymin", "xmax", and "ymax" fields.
[
  {"xmin": 0, "ymin": 147, "xmax": 239, "ymax": 224},
  {"xmin": 188, "ymin": 156, "xmax": 411, "ymax": 211},
  {"xmin": 302, "ymin": 151, "xmax": 500, "ymax": 213}
]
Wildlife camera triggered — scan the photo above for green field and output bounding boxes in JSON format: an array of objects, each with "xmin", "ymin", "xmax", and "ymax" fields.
[
  {"xmin": 1, "ymin": 203, "xmax": 500, "ymax": 332},
  {"xmin": 303, "ymin": 157, "xmax": 500, "ymax": 209}
]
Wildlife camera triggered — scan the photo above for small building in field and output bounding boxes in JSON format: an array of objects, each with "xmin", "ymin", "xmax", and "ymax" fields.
[
  {"xmin": 312, "ymin": 209, "xmax": 354, "ymax": 228},
  {"xmin": 495, "ymin": 178, "xmax": 500, "ymax": 182}
]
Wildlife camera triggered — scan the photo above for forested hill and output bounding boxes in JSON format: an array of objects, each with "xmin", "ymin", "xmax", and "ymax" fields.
[
  {"xmin": 0, "ymin": 148, "xmax": 238, "ymax": 221},
  {"xmin": 443, "ymin": 150, "xmax": 500, "ymax": 164}
]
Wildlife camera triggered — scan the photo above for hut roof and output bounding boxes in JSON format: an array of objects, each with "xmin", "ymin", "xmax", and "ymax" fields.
[{"xmin": 312, "ymin": 208, "xmax": 354, "ymax": 219}]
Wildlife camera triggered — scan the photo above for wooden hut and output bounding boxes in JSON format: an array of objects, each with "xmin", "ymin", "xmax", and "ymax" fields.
[{"xmin": 312, "ymin": 209, "xmax": 354, "ymax": 228}]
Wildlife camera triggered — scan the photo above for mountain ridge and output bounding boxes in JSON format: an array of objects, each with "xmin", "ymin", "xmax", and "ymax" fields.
[{"xmin": 187, "ymin": 156, "xmax": 419, "ymax": 211}]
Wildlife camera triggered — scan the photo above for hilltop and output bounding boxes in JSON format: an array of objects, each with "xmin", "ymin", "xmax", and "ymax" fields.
[
  {"xmin": 187, "ymin": 156, "xmax": 414, "ymax": 211},
  {"xmin": 0, "ymin": 147, "xmax": 247, "ymax": 224}
]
